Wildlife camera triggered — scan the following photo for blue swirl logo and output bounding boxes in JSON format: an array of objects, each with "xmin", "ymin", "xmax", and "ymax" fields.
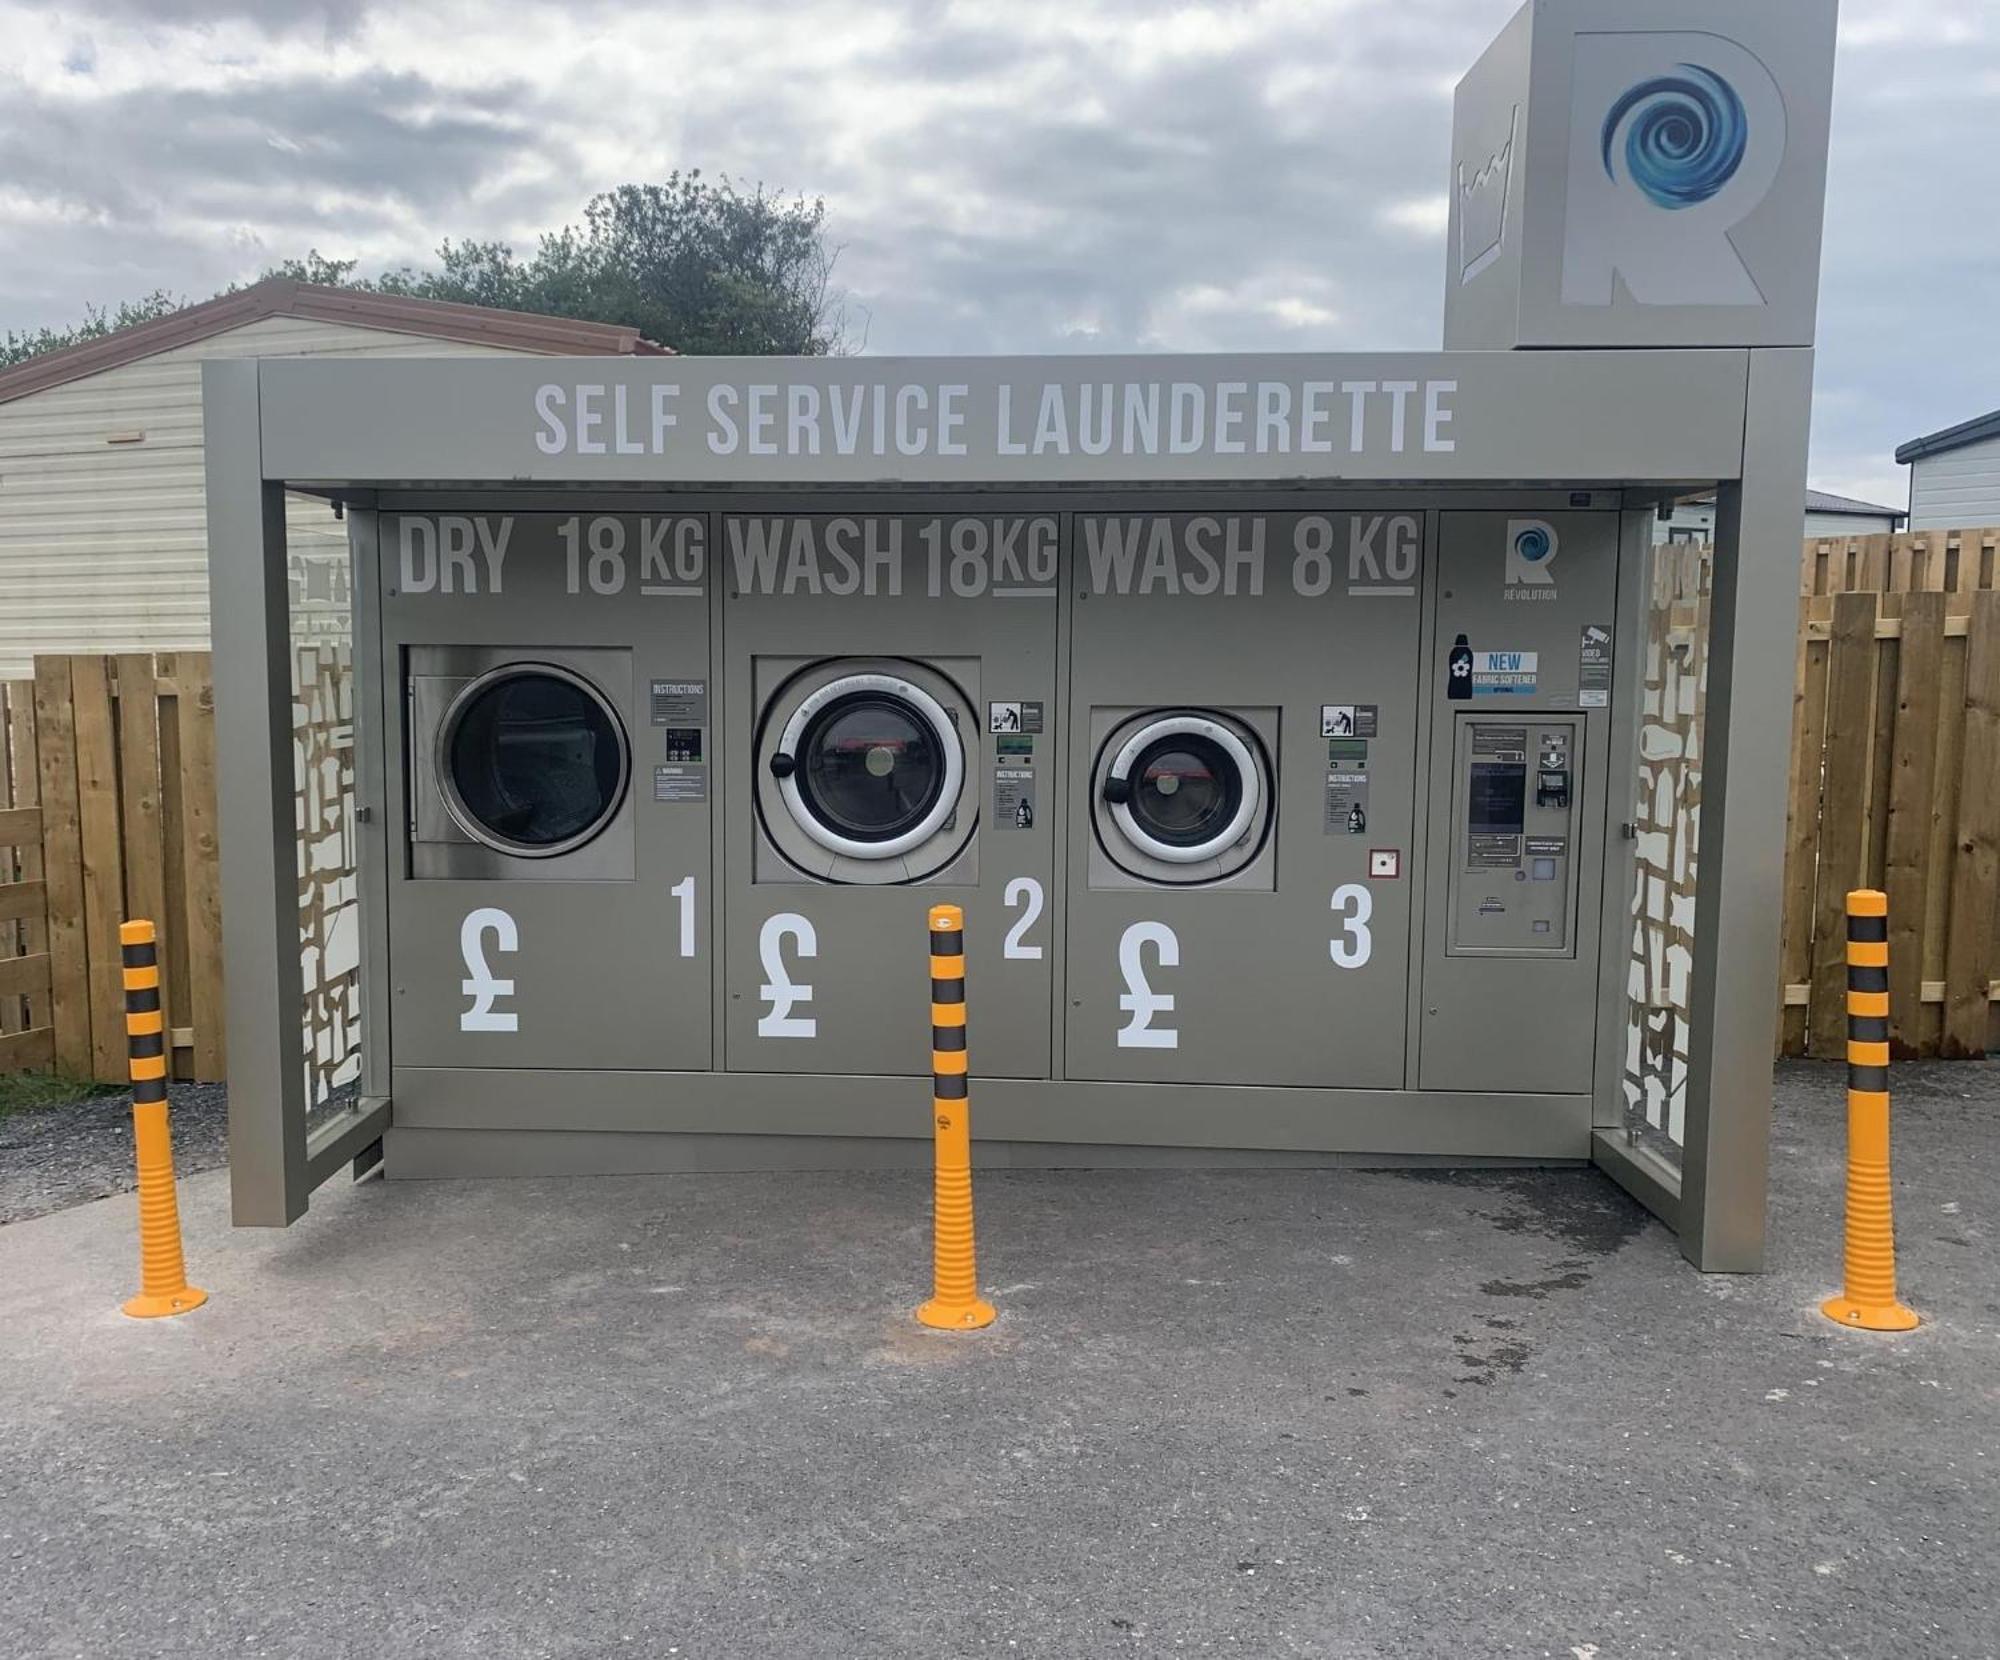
[
  {"xmin": 1600, "ymin": 64, "xmax": 1748, "ymax": 210},
  {"xmin": 1513, "ymin": 524, "xmax": 1553, "ymax": 564}
]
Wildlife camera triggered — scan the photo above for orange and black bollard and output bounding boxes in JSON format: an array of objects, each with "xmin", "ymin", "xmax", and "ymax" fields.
[
  {"xmin": 120, "ymin": 920, "xmax": 207, "ymax": 1319},
  {"xmin": 1820, "ymin": 890, "xmax": 1917, "ymax": 1332},
  {"xmin": 916, "ymin": 903, "xmax": 995, "ymax": 1331}
]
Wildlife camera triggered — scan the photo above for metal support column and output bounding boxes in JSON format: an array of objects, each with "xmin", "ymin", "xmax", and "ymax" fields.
[
  {"xmin": 203, "ymin": 360, "xmax": 311, "ymax": 1226},
  {"xmin": 1678, "ymin": 347, "xmax": 1816, "ymax": 1271}
]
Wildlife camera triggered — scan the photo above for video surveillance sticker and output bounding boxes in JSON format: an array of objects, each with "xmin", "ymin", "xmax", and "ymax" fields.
[{"xmin": 1579, "ymin": 624, "xmax": 1613, "ymax": 708}]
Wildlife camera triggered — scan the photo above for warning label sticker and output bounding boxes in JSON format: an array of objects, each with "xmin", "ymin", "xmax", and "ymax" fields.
[{"xmin": 653, "ymin": 764, "xmax": 707, "ymax": 803}]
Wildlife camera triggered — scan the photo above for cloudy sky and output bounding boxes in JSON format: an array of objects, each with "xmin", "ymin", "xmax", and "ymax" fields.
[{"xmin": 1, "ymin": 0, "xmax": 1993, "ymax": 504}]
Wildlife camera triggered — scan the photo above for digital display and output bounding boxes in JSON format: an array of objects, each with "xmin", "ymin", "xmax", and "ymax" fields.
[{"xmin": 1469, "ymin": 761, "xmax": 1526, "ymax": 836}]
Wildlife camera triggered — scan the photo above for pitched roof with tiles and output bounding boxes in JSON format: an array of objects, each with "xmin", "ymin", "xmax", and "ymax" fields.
[{"xmin": 0, "ymin": 277, "xmax": 669, "ymax": 407}]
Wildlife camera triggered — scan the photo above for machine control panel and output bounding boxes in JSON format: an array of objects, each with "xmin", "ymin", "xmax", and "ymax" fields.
[{"xmin": 1446, "ymin": 716, "xmax": 1581, "ymax": 957}]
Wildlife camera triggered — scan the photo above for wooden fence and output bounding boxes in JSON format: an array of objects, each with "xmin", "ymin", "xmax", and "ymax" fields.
[
  {"xmin": 0, "ymin": 655, "xmax": 224, "ymax": 1082},
  {"xmin": 1781, "ymin": 527, "xmax": 2000, "ymax": 1057},
  {"xmin": 0, "ymin": 644, "xmax": 361, "ymax": 1091},
  {"xmin": 1629, "ymin": 525, "xmax": 2000, "ymax": 1085}
]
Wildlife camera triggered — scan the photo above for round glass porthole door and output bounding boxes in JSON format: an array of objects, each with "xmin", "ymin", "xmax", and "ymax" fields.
[
  {"xmin": 771, "ymin": 672, "xmax": 965, "ymax": 862},
  {"xmin": 1099, "ymin": 711, "xmax": 1268, "ymax": 879},
  {"xmin": 438, "ymin": 664, "xmax": 630, "ymax": 857}
]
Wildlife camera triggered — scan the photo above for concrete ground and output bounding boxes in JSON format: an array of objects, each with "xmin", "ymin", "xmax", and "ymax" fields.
[{"xmin": 1, "ymin": 1061, "xmax": 1993, "ymax": 1659}]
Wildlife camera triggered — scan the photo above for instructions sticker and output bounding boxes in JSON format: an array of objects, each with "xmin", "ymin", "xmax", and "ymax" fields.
[
  {"xmin": 1472, "ymin": 651, "xmax": 1538, "ymax": 696},
  {"xmin": 653, "ymin": 764, "xmax": 708, "ymax": 803},
  {"xmin": 1324, "ymin": 772, "xmax": 1371, "ymax": 834},
  {"xmin": 1325, "ymin": 738, "xmax": 1370, "ymax": 833},
  {"xmin": 1579, "ymin": 624, "xmax": 1612, "ymax": 708},
  {"xmin": 650, "ymin": 680, "xmax": 708, "ymax": 726},
  {"xmin": 988, "ymin": 701, "xmax": 1045, "ymax": 734},
  {"xmin": 994, "ymin": 768, "xmax": 1037, "ymax": 829}
]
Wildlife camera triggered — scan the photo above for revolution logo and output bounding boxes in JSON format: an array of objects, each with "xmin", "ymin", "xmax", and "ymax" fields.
[
  {"xmin": 1561, "ymin": 31, "xmax": 1787, "ymax": 308},
  {"xmin": 1504, "ymin": 518, "xmax": 1558, "ymax": 598},
  {"xmin": 1600, "ymin": 65, "xmax": 1747, "ymax": 210}
]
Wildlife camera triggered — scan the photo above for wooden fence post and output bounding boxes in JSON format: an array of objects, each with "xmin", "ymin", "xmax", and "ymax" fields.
[
  {"xmin": 72, "ymin": 655, "xmax": 129, "ymax": 1083},
  {"xmin": 1809, "ymin": 593, "xmax": 1881, "ymax": 1054},
  {"xmin": 32, "ymin": 658, "xmax": 91, "ymax": 1077},
  {"xmin": 1942, "ymin": 592, "xmax": 2000, "ymax": 1057},
  {"xmin": 1883, "ymin": 592, "xmax": 1945, "ymax": 1056},
  {"xmin": 177, "ymin": 655, "xmax": 226, "ymax": 1083}
]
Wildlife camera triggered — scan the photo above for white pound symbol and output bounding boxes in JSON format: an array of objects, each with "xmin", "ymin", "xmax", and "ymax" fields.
[
  {"xmin": 1116, "ymin": 920, "xmax": 1180, "ymax": 1049},
  {"xmin": 757, "ymin": 912, "xmax": 818, "ymax": 1038},
  {"xmin": 459, "ymin": 907, "xmax": 519, "ymax": 1032}
]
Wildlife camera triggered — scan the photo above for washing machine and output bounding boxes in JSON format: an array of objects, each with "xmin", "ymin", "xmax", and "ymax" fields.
[
  {"xmin": 381, "ymin": 511, "xmax": 714, "ymax": 1075},
  {"xmin": 751, "ymin": 656, "xmax": 975, "ymax": 885},
  {"xmin": 720, "ymin": 509, "xmax": 1060, "ymax": 1078},
  {"xmin": 1088, "ymin": 706, "xmax": 1276, "ymax": 888},
  {"xmin": 1063, "ymin": 508, "xmax": 1426, "ymax": 1089}
]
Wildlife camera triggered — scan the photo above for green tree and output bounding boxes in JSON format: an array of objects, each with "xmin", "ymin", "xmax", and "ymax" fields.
[
  {"xmin": 1, "ymin": 289, "xmax": 188, "ymax": 369},
  {"xmin": 0, "ymin": 173, "xmax": 846, "ymax": 368}
]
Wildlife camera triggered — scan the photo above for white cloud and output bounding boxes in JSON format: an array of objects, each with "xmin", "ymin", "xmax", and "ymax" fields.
[
  {"xmin": 1378, "ymin": 194, "xmax": 1449, "ymax": 238},
  {"xmin": 0, "ymin": 0, "xmax": 1993, "ymax": 490}
]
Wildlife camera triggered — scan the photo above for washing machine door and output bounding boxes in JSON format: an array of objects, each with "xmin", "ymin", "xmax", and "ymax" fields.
[
  {"xmin": 759, "ymin": 663, "xmax": 972, "ymax": 882},
  {"xmin": 1097, "ymin": 711, "xmax": 1269, "ymax": 883},
  {"xmin": 438, "ymin": 662, "xmax": 630, "ymax": 859}
]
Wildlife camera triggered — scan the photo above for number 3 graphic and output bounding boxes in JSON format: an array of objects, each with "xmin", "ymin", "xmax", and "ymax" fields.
[{"xmin": 1329, "ymin": 883, "xmax": 1373, "ymax": 969}]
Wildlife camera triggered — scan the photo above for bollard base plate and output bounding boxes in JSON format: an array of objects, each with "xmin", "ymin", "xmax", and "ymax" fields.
[
  {"xmin": 917, "ymin": 1296, "xmax": 995, "ymax": 1331},
  {"xmin": 123, "ymin": 1286, "xmax": 208, "ymax": 1320},
  {"xmin": 1820, "ymin": 1295, "xmax": 1918, "ymax": 1332}
]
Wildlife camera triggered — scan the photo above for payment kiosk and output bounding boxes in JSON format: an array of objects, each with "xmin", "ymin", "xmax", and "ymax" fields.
[{"xmin": 207, "ymin": 0, "xmax": 1836, "ymax": 1271}]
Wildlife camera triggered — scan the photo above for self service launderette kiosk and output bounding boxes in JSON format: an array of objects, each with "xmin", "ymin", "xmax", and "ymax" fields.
[{"xmin": 207, "ymin": 0, "xmax": 1837, "ymax": 1270}]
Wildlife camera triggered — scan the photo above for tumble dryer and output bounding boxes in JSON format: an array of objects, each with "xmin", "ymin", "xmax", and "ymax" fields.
[
  {"xmin": 408, "ymin": 645, "xmax": 633, "ymax": 881},
  {"xmin": 381, "ymin": 511, "xmax": 714, "ymax": 1075},
  {"xmin": 720, "ymin": 510, "xmax": 1061, "ymax": 1079}
]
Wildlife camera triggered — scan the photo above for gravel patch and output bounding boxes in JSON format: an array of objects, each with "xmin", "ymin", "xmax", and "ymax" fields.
[{"xmin": 0, "ymin": 1081, "xmax": 228, "ymax": 1225}]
